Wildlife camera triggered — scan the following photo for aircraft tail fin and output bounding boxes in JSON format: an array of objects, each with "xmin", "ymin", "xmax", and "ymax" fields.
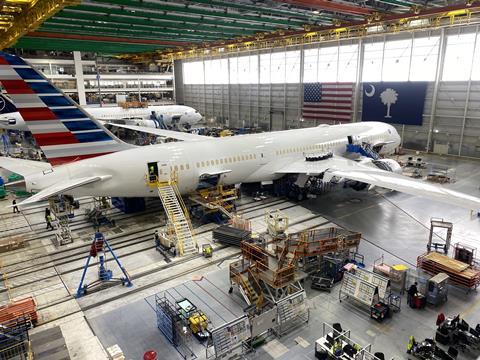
[
  {"xmin": 0, "ymin": 94, "xmax": 18, "ymax": 114},
  {"xmin": 0, "ymin": 52, "xmax": 132, "ymax": 166}
]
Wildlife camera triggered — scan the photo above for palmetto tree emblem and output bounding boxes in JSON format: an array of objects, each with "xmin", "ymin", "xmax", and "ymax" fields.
[{"xmin": 380, "ymin": 88, "xmax": 398, "ymax": 118}]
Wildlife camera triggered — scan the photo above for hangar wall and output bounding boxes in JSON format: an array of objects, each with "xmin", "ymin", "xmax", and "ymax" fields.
[{"xmin": 177, "ymin": 25, "xmax": 480, "ymax": 158}]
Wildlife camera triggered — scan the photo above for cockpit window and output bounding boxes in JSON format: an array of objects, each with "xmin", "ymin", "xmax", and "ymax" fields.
[{"xmin": 388, "ymin": 129, "xmax": 391, "ymax": 134}]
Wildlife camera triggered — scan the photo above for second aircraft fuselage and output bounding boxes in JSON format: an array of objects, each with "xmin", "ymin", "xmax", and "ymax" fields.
[{"xmin": 24, "ymin": 122, "xmax": 401, "ymax": 198}]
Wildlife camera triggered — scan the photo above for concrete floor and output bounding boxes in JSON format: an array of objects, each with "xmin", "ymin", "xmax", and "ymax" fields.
[
  {"xmin": 2, "ymin": 153, "xmax": 480, "ymax": 359},
  {"xmin": 87, "ymin": 153, "xmax": 480, "ymax": 360}
]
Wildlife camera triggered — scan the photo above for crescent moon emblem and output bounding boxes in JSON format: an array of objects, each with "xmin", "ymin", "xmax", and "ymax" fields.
[{"xmin": 365, "ymin": 84, "xmax": 375, "ymax": 97}]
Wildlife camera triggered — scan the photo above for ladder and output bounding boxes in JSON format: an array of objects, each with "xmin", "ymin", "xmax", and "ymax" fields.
[
  {"xmin": 236, "ymin": 273, "xmax": 258, "ymax": 306},
  {"xmin": 157, "ymin": 183, "xmax": 197, "ymax": 256}
]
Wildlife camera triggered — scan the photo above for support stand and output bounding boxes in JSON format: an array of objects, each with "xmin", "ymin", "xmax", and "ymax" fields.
[{"xmin": 76, "ymin": 232, "xmax": 132, "ymax": 298}]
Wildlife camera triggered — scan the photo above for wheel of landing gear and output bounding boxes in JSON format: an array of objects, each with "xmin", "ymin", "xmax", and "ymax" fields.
[{"xmin": 228, "ymin": 287, "xmax": 233, "ymax": 294}]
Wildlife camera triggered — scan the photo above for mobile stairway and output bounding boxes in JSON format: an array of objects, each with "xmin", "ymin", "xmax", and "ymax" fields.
[
  {"xmin": 148, "ymin": 168, "xmax": 197, "ymax": 256},
  {"xmin": 346, "ymin": 143, "xmax": 379, "ymax": 160}
]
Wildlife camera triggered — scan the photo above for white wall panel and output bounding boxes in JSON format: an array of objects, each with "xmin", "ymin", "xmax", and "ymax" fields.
[{"xmin": 179, "ymin": 25, "xmax": 480, "ymax": 157}]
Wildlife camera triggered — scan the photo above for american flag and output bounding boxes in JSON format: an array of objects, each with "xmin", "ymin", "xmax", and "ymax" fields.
[{"xmin": 302, "ymin": 82, "xmax": 354, "ymax": 123}]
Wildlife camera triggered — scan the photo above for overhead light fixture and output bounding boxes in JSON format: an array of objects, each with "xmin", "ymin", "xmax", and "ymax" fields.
[{"xmin": 313, "ymin": 10, "xmax": 320, "ymax": 14}]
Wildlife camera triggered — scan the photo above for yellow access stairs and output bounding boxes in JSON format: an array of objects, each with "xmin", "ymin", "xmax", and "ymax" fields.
[
  {"xmin": 236, "ymin": 270, "xmax": 263, "ymax": 307},
  {"xmin": 157, "ymin": 183, "xmax": 197, "ymax": 256}
]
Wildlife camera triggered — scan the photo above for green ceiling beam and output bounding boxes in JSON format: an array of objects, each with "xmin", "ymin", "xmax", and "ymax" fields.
[
  {"xmin": 63, "ymin": 6, "xmax": 276, "ymax": 32},
  {"xmin": 13, "ymin": 37, "xmax": 165, "ymax": 53},
  {"xmin": 187, "ymin": 0, "xmax": 332, "ymax": 24},
  {"xmin": 43, "ymin": 20, "xmax": 230, "ymax": 41},
  {"xmin": 52, "ymin": 12, "xmax": 257, "ymax": 36},
  {"xmin": 39, "ymin": 24, "xmax": 218, "ymax": 43},
  {"xmin": 84, "ymin": 0, "xmax": 305, "ymax": 27},
  {"xmin": 376, "ymin": 0, "xmax": 414, "ymax": 8}
]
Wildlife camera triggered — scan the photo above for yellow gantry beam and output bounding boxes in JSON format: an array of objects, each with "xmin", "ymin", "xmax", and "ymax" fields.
[{"xmin": 0, "ymin": 0, "xmax": 80, "ymax": 50}]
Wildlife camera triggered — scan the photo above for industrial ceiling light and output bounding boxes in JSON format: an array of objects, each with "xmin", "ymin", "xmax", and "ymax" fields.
[{"xmin": 313, "ymin": 10, "xmax": 320, "ymax": 14}]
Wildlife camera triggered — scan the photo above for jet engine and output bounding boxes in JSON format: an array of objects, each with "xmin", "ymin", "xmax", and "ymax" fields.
[
  {"xmin": 358, "ymin": 157, "xmax": 402, "ymax": 174},
  {"xmin": 372, "ymin": 158, "xmax": 402, "ymax": 174}
]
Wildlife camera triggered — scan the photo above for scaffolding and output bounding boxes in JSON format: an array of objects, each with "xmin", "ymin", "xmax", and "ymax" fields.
[
  {"xmin": 230, "ymin": 227, "xmax": 362, "ymax": 306},
  {"xmin": 275, "ymin": 227, "xmax": 362, "ymax": 272},
  {"xmin": 84, "ymin": 197, "xmax": 115, "ymax": 229},
  {"xmin": 48, "ymin": 196, "xmax": 74, "ymax": 246},
  {"xmin": 189, "ymin": 185, "xmax": 238, "ymax": 222}
]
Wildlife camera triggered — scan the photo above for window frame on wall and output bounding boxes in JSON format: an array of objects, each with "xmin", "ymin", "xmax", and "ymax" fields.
[
  {"xmin": 204, "ymin": 58, "xmax": 228, "ymax": 84},
  {"xmin": 382, "ymin": 38, "xmax": 412, "ymax": 81},
  {"xmin": 303, "ymin": 43, "xmax": 358, "ymax": 83},
  {"xmin": 442, "ymin": 32, "xmax": 477, "ymax": 81},
  {"xmin": 183, "ymin": 61, "xmax": 204, "ymax": 85},
  {"xmin": 362, "ymin": 40, "xmax": 384, "ymax": 82},
  {"xmin": 468, "ymin": 32, "xmax": 480, "ymax": 81},
  {"xmin": 409, "ymin": 35, "xmax": 440, "ymax": 81}
]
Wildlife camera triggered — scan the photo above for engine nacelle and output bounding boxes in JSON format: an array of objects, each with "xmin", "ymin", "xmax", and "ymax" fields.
[
  {"xmin": 374, "ymin": 158, "xmax": 402, "ymax": 174},
  {"xmin": 358, "ymin": 157, "xmax": 402, "ymax": 174}
]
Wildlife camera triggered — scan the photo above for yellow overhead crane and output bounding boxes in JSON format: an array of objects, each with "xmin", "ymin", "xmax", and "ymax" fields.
[{"xmin": 0, "ymin": 0, "xmax": 79, "ymax": 50}]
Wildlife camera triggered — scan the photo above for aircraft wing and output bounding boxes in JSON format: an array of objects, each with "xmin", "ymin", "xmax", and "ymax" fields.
[
  {"xmin": 276, "ymin": 156, "xmax": 480, "ymax": 210},
  {"xmin": 18, "ymin": 175, "xmax": 111, "ymax": 206},
  {"xmin": 102, "ymin": 122, "xmax": 210, "ymax": 142},
  {"xmin": 0, "ymin": 157, "xmax": 52, "ymax": 177}
]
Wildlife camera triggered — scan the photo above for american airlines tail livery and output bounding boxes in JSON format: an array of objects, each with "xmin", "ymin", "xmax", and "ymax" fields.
[
  {"xmin": 0, "ymin": 93, "xmax": 202, "ymax": 131},
  {"xmin": 0, "ymin": 51, "xmax": 479, "ymax": 210}
]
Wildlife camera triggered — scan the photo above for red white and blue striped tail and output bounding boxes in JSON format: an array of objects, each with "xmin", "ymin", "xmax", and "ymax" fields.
[{"xmin": 0, "ymin": 52, "xmax": 131, "ymax": 166}]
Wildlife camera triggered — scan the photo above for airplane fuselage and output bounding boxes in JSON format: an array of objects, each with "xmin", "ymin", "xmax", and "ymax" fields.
[
  {"xmin": 24, "ymin": 122, "xmax": 400, "ymax": 198},
  {"xmin": 0, "ymin": 105, "xmax": 202, "ymax": 131}
]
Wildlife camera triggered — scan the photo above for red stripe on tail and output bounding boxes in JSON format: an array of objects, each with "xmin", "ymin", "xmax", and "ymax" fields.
[
  {"xmin": 1, "ymin": 80, "xmax": 34, "ymax": 94},
  {"xmin": 18, "ymin": 107, "xmax": 57, "ymax": 121},
  {"xmin": 48, "ymin": 152, "xmax": 113, "ymax": 166},
  {"xmin": 35, "ymin": 132, "xmax": 79, "ymax": 146}
]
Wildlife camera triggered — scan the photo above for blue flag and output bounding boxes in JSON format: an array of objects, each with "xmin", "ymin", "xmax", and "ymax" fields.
[{"xmin": 361, "ymin": 82, "xmax": 427, "ymax": 125}]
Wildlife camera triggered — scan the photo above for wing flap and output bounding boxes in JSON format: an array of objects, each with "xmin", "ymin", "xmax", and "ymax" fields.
[
  {"xmin": 19, "ymin": 175, "xmax": 111, "ymax": 206},
  {"xmin": 276, "ymin": 156, "xmax": 480, "ymax": 210}
]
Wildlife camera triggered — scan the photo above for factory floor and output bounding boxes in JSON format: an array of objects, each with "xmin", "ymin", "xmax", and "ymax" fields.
[
  {"xmin": 85, "ymin": 152, "xmax": 480, "ymax": 360},
  {"xmin": 1, "ymin": 153, "xmax": 480, "ymax": 359}
]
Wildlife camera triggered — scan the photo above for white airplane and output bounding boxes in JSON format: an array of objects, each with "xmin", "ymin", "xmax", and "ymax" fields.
[
  {"xmin": 0, "ymin": 94, "xmax": 202, "ymax": 131},
  {"xmin": 1, "ymin": 51, "xmax": 480, "ymax": 211}
]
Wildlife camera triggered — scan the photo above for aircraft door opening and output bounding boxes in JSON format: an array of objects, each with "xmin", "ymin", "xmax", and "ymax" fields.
[
  {"xmin": 157, "ymin": 162, "xmax": 170, "ymax": 182},
  {"xmin": 147, "ymin": 162, "xmax": 158, "ymax": 183}
]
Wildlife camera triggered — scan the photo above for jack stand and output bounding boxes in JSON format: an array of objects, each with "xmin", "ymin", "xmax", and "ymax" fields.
[{"xmin": 76, "ymin": 232, "xmax": 132, "ymax": 298}]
